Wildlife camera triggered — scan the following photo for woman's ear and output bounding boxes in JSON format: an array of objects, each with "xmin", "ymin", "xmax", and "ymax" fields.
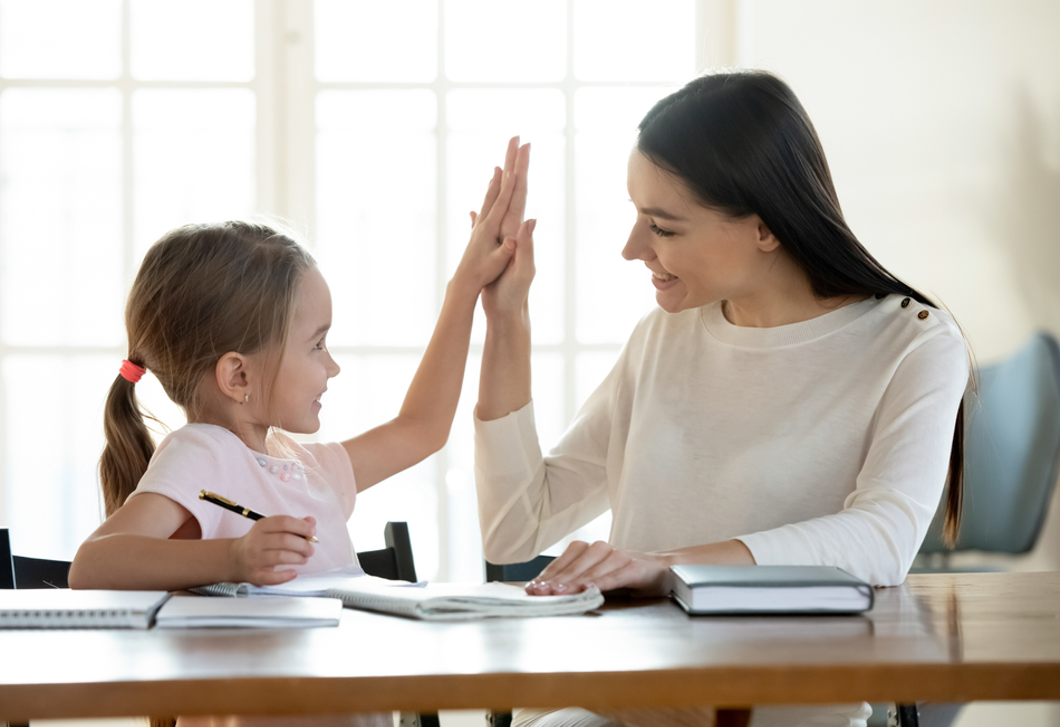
[
  {"xmin": 215, "ymin": 352, "xmax": 251, "ymax": 405},
  {"xmin": 755, "ymin": 217, "xmax": 781, "ymax": 253}
]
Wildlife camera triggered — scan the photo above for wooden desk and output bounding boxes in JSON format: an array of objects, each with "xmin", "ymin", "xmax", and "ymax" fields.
[{"xmin": 1, "ymin": 572, "xmax": 1058, "ymax": 721}]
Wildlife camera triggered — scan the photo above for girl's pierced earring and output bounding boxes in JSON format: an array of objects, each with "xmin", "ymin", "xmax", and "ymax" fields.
[{"xmin": 242, "ymin": 394, "xmax": 249, "ymax": 404}]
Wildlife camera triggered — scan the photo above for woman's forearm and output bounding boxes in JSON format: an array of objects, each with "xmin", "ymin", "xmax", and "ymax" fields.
[
  {"xmin": 478, "ymin": 304, "xmax": 532, "ymax": 421},
  {"xmin": 659, "ymin": 539, "xmax": 757, "ymax": 567}
]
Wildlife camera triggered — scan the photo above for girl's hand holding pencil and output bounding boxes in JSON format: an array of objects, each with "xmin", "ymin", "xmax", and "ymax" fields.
[
  {"xmin": 199, "ymin": 489, "xmax": 318, "ymax": 586},
  {"xmin": 229, "ymin": 514, "xmax": 317, "ymax": 587}
]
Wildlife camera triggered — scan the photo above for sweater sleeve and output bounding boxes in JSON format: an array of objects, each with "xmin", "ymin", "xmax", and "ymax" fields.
[
  {"xmin": 737, "ymin": 324, "xmax": 970, "ymax": 585},
  {"xmin": 474, "ymin": 371, "xmax": 619, "ymax": 564}
]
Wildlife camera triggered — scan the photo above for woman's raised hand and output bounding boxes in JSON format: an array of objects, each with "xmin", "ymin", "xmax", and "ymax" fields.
[
  {"xmin": 525, "ymin": 540, "xmax": 673, "ymax": 598},
  {"xmin": 453, "ymin": 136, "xmax": 531, "ymax": 294},
  {"xmin": 229, "ymin": 515, "xmax": 317, "ymax": 587}
]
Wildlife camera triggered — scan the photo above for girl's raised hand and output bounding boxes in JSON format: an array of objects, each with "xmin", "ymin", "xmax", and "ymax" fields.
[
  {"xmin": 229, "ymin": 515, "xmax": 317, "ymax": 586},
  {"xmin": 498, "ymin": 135, "xmax": 530, "ymax": 243}
]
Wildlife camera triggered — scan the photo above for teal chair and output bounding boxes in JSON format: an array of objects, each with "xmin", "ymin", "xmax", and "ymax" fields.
[{"xmin": 919, "ymin": 331, "xmax": 1060, "ymax": 561}]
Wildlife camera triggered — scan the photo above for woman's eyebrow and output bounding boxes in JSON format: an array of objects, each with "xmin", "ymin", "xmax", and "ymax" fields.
[{"xmin": 639, "ymin": 206, "xmax": 686, "ymax": 222}]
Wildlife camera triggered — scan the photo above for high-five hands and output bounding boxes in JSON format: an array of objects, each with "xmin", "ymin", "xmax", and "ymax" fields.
[
  {"xmin": 454, "ymin": 136, "xmax": 532, "ymax": 294},
  {"xmin": 472, "ymin": 136, "xmax": 535, "ymax": 319}
]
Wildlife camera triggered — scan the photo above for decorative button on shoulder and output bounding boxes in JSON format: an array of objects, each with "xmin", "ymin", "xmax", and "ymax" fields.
[
  {"xmin": 901, "ymin": 297, "xmax": 911, "ymax": 308},
  {"xmin": 918, "ymin": 310, "xmax": 929, "ymax": 320}
]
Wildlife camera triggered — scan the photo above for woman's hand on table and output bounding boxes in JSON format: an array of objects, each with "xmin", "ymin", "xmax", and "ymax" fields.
[
  {"xmin": 525, "ymin": 540, "xmax": 674, "ymax": 598},
  {"xmin": 525, "ymin": 538, "xmax": 757, "ymax": 598}
]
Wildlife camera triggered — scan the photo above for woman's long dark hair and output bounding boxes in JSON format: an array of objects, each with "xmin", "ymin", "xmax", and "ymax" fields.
[{"xmin": 637, "ymin": 70, "xmax": 964, "ymax": 545}]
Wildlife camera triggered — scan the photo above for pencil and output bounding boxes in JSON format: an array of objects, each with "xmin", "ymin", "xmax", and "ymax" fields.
[{"xmin": 198, "ymin": 490, "xmax": 319, "ymax": 543}]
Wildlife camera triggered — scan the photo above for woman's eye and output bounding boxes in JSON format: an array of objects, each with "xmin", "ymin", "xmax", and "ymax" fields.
[
  {"xmin": 649, "ymin": 223, "xmax": 675, "ymax": 238},
  {"xmin": 314, "ymin": 339, "xmax": 326, "ymax": 351}
]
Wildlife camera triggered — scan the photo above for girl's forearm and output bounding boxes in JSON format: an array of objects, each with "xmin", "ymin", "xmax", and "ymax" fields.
[
  {"xmin": 394, "ymin": 278, "xmax": 479, "ymax": 451},
  {"xmin": 69, "ymin": 534, "xmax": 239, "ymax": 591},
  {"xmin": 477, "ymin": 304, "xmax": 532, "ymax": 421}
]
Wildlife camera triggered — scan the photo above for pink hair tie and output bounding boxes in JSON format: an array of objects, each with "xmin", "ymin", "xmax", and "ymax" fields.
[{"xmin": 119, "ymin": 359, "xmax": 146, "ymax": 384}]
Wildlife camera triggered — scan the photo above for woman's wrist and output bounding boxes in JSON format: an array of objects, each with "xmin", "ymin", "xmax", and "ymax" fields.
[
  {"xmin": 655, "ymin": 540, "xmax": 756, "ymax": 567},
  {"xmin": 483, "ymin": 300, "xmax": 531, "ymax": 330}
]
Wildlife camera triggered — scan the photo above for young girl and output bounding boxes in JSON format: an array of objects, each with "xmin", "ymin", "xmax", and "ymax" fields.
[
  {"xmin": 474, "ymin": 71, "xmax": 970, "ymax": 727},
  {"xmin": 70, "ymin": 139, "xmax": 529, "ymax": 602}
]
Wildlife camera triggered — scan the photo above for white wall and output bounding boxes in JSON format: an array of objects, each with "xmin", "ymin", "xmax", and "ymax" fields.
[{"xmin": 728, "ymin": 0, "xmax": 1060, "ymax": 566}]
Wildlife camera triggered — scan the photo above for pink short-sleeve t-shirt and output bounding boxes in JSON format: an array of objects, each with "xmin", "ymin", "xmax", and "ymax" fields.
[{"xmin": 128, "ymin": 423, "xmax": 358, "ymax": 574}]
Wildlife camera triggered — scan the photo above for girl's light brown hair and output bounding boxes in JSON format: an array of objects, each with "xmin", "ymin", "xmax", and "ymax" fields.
[{"xmin": 99, "ymin": 220, "xmax": 315, "ymax": 517}]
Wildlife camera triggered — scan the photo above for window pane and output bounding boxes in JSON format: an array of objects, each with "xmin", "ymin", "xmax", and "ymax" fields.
[
  {"xmin": 445, "ymin": 0, "xmax": 566, "ymax": 82},
  {"xmin": 446, "ymin": 89, "xmax": 566, "ymax": 345},
  {"xmin": 0, "ymin": 0, "xmax": 121, "ymax": 79},
  {"xmin": 316, "ymin": 90, "xmax": 437, "ymax": 347},
  {"xmin": 574, "ymin": 87, "xmax": 667, "ymax": 344},
  {"xmin": 574, "ymin": 0, "xmax": 695, "ymax": 82},
  {"xmin": 443, "ymin": 351, "xmax": 564, "ymax": 581},
  {"xmin": 0, "ymin": 89, "xmax": 124, "ymax": 346},
  {"xmin": 132, "ymin": 89, "xmax": 256, "ymax": 254},
  {"xmin": 316, "ymin": 0, "xmax": 437, "ymax": 82},
  {"xmin": 317, "ymin": 354, "xmax": 440, "ymax": 581},
  {"xmin": 131, "ymin": 0, "xmax": 254, "ymax": 81},
  {"xmin": 4, "ymin": 355, "xmax": 113, "ymax": 560}
]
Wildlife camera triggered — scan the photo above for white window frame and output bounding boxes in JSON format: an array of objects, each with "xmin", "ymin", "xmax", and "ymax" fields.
[{"xmin": 0, "ymin": 0, "xmax": 735, "ymax": 579}]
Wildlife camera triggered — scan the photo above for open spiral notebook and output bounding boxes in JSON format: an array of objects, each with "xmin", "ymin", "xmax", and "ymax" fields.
[{"xmin": 192, "ymin": 564, "xmax": 604, "ymax": 621}]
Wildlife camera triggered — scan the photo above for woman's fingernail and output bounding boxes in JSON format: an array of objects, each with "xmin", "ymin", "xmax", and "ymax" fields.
[{"xmin": 553, "ymin": 583, "xmax": 568, "ymax": 593}]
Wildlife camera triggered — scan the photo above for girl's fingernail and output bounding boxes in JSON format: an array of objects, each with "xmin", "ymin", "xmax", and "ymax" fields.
[{"xmin": 553, "ymin": 583, "xmax": 568, "ymax": 593}]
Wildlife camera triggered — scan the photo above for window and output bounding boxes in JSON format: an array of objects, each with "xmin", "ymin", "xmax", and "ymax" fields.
[{"xmin": 0, "ymin": 0, "xmax": 703, "ymax": 580}]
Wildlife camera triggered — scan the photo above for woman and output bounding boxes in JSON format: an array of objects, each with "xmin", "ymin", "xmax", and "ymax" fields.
[{"xmin": 474, "ymin": 71, "xmax": 969, "ymax": 727}]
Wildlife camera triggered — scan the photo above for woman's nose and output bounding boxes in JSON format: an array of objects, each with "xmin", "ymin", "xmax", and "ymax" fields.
[{"xmin": 622, "ymin": 224, "xmax": 651, "ymax": 261}]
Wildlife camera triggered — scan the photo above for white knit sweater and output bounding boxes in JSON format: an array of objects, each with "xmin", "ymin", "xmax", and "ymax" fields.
[{"xmin": 475, "ymin": 294, "xmax": 969, "ymax": 586}]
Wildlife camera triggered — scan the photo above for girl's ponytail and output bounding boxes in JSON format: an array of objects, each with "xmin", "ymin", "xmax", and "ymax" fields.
[{"xmin": 99, "ymin": 361, "xmax": 155, "ymax": 517}]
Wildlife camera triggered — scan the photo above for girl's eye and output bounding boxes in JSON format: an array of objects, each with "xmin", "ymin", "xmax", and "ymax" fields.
[
  {"xmin": 314, "ymin": 339, "xmax": 326, "ymax": 351},
  {"xmin": 649, "ymin": 223, "xmax": 675, "ymax": 238}
]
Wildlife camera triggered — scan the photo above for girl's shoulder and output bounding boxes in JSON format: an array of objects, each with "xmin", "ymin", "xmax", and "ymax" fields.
[{"xmin": 155, "ymin": 422, "xmax": 247, "ymax": 457}]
